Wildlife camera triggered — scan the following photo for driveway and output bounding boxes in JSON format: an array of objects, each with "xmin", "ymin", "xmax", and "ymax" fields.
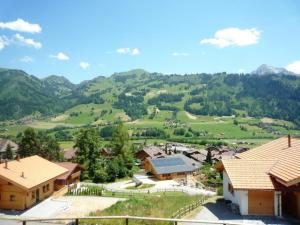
[
  {"xmin": 0, "ymin": 196, "xmax": 125, "ymax": 224},
  {"xmin": 100, "ymin": 177, "xmax": 215, "ymax": 196},
  {"xmin": 183, "ymin": 200, "xmax": 297, "ymax": 225}
]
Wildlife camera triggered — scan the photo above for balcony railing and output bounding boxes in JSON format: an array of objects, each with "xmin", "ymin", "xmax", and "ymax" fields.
[{"xmin": 3, "ymin": 215, "xmax": 243, "ymax": 225}]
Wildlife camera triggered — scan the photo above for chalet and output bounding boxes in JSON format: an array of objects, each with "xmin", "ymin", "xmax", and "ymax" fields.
[
  {"xmin": 0, "ymin": 139, "xmax": 18, "ymax": 160},
  {"xmin": 136, "ymin": 146, "xmax": 166, "ymax": 162},
  {"xmin": 217, "ymin": 136, "xmax": 300, "ymax": 218},
  {"xmin": 0, "ymin": 155, "xmax": 68, "ymax": 210},
  {"xmin": 183, "ymin": 149, "xmax": 206, "ymax": 163},
  {"xmin": 55, "ymin": 162, "xmax": 83, "ymax": 188},
  {"xmin": 144, "ymin": 154, "xmax": 199, "ymax": 180}
]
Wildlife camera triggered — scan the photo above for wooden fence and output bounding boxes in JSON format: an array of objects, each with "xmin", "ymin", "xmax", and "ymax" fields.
[
  {"xmin": 67, "ymin": 186, "xmax": 190, "ymax": 197},
  {"xmin": 172, "ymin": 196, "xmax": 206, "ymax": 218}
]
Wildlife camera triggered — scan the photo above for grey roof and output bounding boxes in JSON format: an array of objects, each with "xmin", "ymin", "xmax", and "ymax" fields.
[
  {"xmin": 149, "ymin": 154, "xmax": 197, "ymax": 175},
  {"xmin": 0, "ymin": 139, "xmax": 18, "ymax": 153}
]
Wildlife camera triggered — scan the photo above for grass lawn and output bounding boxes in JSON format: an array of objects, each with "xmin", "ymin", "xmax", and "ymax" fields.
[{"xmin": 85, "ymin": 193, "xmax": 203, "ymax": 225}]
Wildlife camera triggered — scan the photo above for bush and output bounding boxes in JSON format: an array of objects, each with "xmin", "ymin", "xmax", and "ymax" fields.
[{"xmin": 217, "ymin": 186, "xmax": 223, "ymax": 196}]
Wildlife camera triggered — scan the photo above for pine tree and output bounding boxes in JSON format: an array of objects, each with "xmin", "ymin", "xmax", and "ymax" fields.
[
  {"xmin": 205, "ymin": 149, "xmax": 213, "ymax": 165},
  {"xmin": 5, "ymin": 144, "xmax": 14, "ymax": 160},
  {"xmin": 111, "ymin": 122, "xmax": 129, "ymax": 156}
]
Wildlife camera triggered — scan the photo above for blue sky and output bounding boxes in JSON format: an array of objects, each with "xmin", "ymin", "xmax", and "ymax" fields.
[{"xmin": 0, "ymin": 0, "xmax": 300, "ymax": 83}]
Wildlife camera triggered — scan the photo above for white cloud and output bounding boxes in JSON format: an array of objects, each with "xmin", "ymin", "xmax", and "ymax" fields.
[
  {"xmin": 131, "ymin": 48, "xmax": 140, "ymax": 55},
  {"xmin": 200, "ymin": 28, "xmax": 260, "ymax": 48},
  {"xmin": 80, "ymin": 61, "xmax": 90, "ymax": 69},
  {"xmin": 286, "ymin": 60, "xmax": 300, "ymax": 74},
  {"xmin": 238, "ymin": 68, "xmax": 246, "ymax": 73},
  {"xmin": 0, "ymin": 18, "xmax": 41, "ymax": 33},
  {"xmin": 20, "ymin": 56, "xmax": 34, "ymax": 63},
  {"xmin": 14, "ymin": 33, "xmax": 42, "ymax": 49},
  {"xmin": 172, "ymin": 52, "xmax": 189, "ymax": 57},
  {"xmin": 0, "ymin": 36, "xmax": 9, "ymax": 50},
  {"xmin": 116, "ymin": 47, "xmax": 140, "ymax": 55},
  {"xmin": 49, "ymin": 52, "xmax": 70, "ymax": 61}
]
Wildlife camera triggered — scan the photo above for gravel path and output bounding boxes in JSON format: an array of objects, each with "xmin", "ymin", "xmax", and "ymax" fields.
[{"xmin": 55, "ymin": 196, "xmax": 126, "ymax": 217}]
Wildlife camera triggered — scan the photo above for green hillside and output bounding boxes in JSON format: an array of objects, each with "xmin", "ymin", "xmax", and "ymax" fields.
[{"xmin": 1, "ymin": 68, "xmax": 300, "ymax": 144}]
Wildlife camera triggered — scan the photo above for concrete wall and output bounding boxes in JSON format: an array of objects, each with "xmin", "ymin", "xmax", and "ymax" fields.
[{"xmin": 223, "ymin": 171, "xmax": 248, "ymax": 215}]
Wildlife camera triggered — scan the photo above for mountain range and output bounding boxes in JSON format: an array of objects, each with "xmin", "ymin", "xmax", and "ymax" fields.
[{"xmin": 0, "ymin": 65, "xmax": 300, "ymax": 125}]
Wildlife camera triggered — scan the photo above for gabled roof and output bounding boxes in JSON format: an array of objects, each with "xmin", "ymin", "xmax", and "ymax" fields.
[
  {"xmin": 0, "ymin": 155, "xmax": 68, "ymax": 190},
  {"xmin": 139, "ymin": 146, "xmax": 166, "ymax": 159},
  {"xmin": 148, "ymin": 154, "xmax": 197, "ymax": 175},
  {"xmin": 221, "ymin": 136, "xmax": 300, "ymax": 189},
  {"xmin": 56, "ymin": 162, "xmax": 82, "ymax": 180},
  {"xmin": 0, "ymin": 139, "xmax": 18, "ymax": 153},
  {"xmin": 222, "ymin": 159, "xmax": 277, "ymax": 190},
  {"xmin": 236, "ymin": 136, "xmax": 300, "ymax": 186}
]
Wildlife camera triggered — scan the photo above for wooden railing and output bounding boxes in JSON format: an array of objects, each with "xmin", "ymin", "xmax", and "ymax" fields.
[
  {"xmin": 172, "ymin": 196, "xmax": 206, "ymax": 218},
  {"xmin": 4, "ymin": 215, "xmax": 243, "ymax": 225}
]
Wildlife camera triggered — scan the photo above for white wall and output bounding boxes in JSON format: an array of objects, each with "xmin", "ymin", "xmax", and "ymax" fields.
[{"xmin": 223, "ymin": 171, "xmax": 248, "ymax": 215}]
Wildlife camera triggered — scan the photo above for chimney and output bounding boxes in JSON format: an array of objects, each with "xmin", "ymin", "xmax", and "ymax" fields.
[
  {"xmin": 4, "ymin": 160, "xmax": 8, "ymax": 169},
  {"xmin": 288, "ymin": 134, "xmax": 291, "ymax": 148},
  {"xmin": 21, "ymin": 171, "xmax": 25, "ymax": 178}
]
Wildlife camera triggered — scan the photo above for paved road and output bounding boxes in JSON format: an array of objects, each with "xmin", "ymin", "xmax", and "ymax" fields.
[
  {"xmin": 84, "ymin": 177, "xmax": 216, "ymax": 196},
  {"xmin": 183, "ymin": 202, "xmax": 295, "ymax": 225}
]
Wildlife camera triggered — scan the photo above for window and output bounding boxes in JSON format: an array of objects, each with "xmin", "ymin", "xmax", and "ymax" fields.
[
  {"xmin": 31, "ymin": 191, "xmax": 35, "ymax": 200},
  {"xmin": 228, "ymin": 183, "xmax": 234, "ymax": 195},
  {"xmin": 43, "ymin": 185, "xmax": 46, "ymax": 193},
  {"xmin": 46, "ymin": 184, "xmax": 50, "ymax": 191},
  {"xmin": 10, "ymin": 195, "xmax": 16, "ymax": 201}
]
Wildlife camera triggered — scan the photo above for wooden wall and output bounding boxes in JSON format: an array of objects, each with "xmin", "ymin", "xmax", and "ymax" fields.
[{"xmin": 0, "ymin": 177, "xmax": 55, "ymax": 210}]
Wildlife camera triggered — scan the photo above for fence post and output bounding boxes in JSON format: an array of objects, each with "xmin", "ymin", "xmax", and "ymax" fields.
[
  {"xmin": 174, "ymin": 221, "xmax": 178, "ymax": 225},
  {"xmin": 22, "ymin": 221, "xmax": 26, "ymax": 225},
  {"xmin": 75, "ymin": 218, "xmax": 79, "ymax": 225},
  {"xmin": 125, "ymin": 218, "xmax": 129, "ymax": 225}
]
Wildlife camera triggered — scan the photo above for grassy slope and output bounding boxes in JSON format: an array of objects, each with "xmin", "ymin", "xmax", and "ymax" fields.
[{"xmin": 86, "ymin": 193, "xmax": 203, "ymax": 225}]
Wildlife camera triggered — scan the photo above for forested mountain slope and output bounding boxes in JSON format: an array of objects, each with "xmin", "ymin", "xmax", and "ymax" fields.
[{"xmin": 1, "ymin": 68, "xmax": 300, "ymax": 125}]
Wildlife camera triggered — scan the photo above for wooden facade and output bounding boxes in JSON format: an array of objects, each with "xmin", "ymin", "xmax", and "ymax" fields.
[
  {"xmin": 144, "ymin": 157, "xmax": 193, "ymax": 180},
  {"xmin": 0, "ymin": 177, "xmax": 55, "ymax": 210}
]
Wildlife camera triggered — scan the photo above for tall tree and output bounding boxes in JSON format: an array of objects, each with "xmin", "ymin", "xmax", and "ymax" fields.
[
  {"xmin": 110, "ymin": 123, "xmax": 135, "ymax": 177},
  {"xmin": 205, "ymin": 149, "xmax": 213, "ymax": 165},
  {"xmin": 5, "ymin": 144, "xmax": 14, "ymax": 160},
  {"xmin": 111, "ymin": 122, "xmax": 129, "ymax": 156},
  {"xmin": 41, "ymin": 136, "xmax": 62, "ymax": 161},
  {"xmin": 74, "ymin": 128, "xmax": 101, "ymax": 179},
  {"xmin": 18, "ymin": 128, "xmax": 40, "ymax": 157}
]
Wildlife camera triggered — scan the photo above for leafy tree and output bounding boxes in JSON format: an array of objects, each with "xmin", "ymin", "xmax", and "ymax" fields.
[
  {"xmin": 19, "ymin": 128, "xmax": 40, "ymax": 157},
  {"xmin": 41, "ymin": 136, "xmax": 62, "ymax": 161},
  {"xmin": 74, "ymin": 128, "xmax": 101, "ymax": 179},
  {"xmin": 5, "ymin": 144, "xmax": 14, "ymax": 160},
  {"xmin": 100, "ymin": 125, "xmax": 116, "ymax": 138}
]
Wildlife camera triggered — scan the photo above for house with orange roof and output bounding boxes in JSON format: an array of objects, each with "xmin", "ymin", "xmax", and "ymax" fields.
[
  {"xmin": 217, "ymin": 135, "xmax": 300, "ymax": 218},
  {"xmin": 0, "ymin": 155, "xmax": 68, "ymax": 210}
]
